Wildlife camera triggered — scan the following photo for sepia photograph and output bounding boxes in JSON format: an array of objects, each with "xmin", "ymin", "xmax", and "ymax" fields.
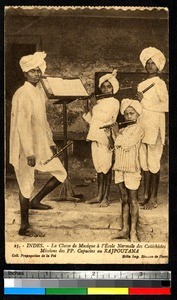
[{"xmin": 5, "ymin": 6, "xmax": 168, "ymax": 264}]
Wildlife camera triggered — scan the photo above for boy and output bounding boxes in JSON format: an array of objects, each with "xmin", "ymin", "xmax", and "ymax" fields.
[
  {"xmin": 113, "ymin": 99, "xmax": 144, "ymax": 242},
  {"xmin": 134, "ymin": 47, "xmax": 168, "ymax": 209},
  {"xmin": 83, "ymin": 70, "xmax": 119, "ymax": 207}
]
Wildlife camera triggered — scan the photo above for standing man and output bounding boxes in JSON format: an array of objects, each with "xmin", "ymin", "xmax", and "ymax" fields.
[{"xmin": 9, "ymin": 52, "xmax": 67, "ymax": 236}]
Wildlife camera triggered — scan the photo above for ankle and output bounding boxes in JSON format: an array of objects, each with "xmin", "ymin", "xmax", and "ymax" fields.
[
  {"xmin": 20, "ymin": 224, "xmax": 30, "ymax": 231},
  {"xmin": 130, "ymin": 231, "xmax": 139, "ymax": 242},
  {"xmin": 96, "ymin": 194, "xmax": 103, "ymax": 201},
  {"xmin": 122, "ymin": 227, "xmax": 129, "ymax": 234},
  {"xmin": 30, "ymin": 198, "xmax": 39, "ymax": 204},
  {"xmin": 102, "ymin": 196, "xmax": 109, "ymax": 201},
  {"xmin": 144, "ymin": 193, "xmax": 149, "ymax": 199},
  {"xmin": 149, "ymin": 196, "xmax": 158, "ymax": 203}
]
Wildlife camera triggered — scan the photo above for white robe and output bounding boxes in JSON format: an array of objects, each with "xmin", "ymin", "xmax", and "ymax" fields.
[
  {"xmin": 10, "ymin": 81, "xmax": 67, "ymax": 198},
  {"xmin": 10, "ymin": 81, "xmax": 55, "ymax": 170},
  {"xmin": 137, "ymin": 76, "xmax": 168, "ymax": 145}
]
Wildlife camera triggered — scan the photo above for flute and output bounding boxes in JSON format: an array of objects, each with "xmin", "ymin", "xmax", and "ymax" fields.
[
  {"xmin": 99, "ymin": 120, "xmax": 136, "ymax": 130},
  {"xmin": 140, "ymin": 82, "xmax": 155, "ymax": 94},
  {"xmin": 86, "ymin": 82, "xmax": 155, "ymax": 102},
  {"xmin": 118, "ymin": 120, "xmax": 136, "ymax": 126},
  {"xmin": 132, "ymin": 82, "xmax": 155, "ymax": 100},
  {"xmin": 84, "ymin": 93, "xmax": 113, "ymax": 105},
  {"xmin": 43, "ymin": 141, "xmax": 73, "ymax": 165}
]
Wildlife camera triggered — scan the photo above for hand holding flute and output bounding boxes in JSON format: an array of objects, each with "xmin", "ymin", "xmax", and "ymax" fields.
[
  {"xmin": 43, "ymin": 141, "xmax": 73, "ymax": 165},
  {"xmin": 134, "ymin": 82, "xmax": 155, "ymax": 101},
  {"xmin": 134, "ymin": 92, "xmax": 143, "ymax": 101},
  {"xmin": 83, "ymin": 93, "xmax": 97, "ymax": 114}
]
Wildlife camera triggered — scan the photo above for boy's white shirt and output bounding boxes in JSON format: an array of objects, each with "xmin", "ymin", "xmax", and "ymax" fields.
[
  {"xmin": 113, "ymin": 124, "xmax": 144, "ymax": 173},
  {"xmin": 137, "ymin": 76, "xmax": 168, "ymax": 145},
  {"xmin": 115, "ymin": 124, "xmax": 144, "ymax": 149},
  {"xmin": 83, "ymin": 97, "xmax": 119, "ymax": 145}
]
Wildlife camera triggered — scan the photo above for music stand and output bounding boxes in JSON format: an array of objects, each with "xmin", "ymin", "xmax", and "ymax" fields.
[{"xmin": 41, "ymin": 76, "xmax": 89, "ymax": 201}]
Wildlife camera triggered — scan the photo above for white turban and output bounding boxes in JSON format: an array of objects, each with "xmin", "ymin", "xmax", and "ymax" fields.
[
  {"xmin": 99, "ymin": 69, "xmax": 119, "ymax": 94},
  {"xmin": 19, "ymin": 52, "xmax": 47, "ymax": 74},
  {"xmin": 120, "ymin": 99, "xmax": 142, "ymax": 115},
  {"xmin": 140, "ymin": 47, "xmax": 166, "ymax": 71}
]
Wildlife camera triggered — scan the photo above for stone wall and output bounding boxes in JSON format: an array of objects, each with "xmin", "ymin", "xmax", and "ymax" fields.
[{"xmin": 5, "ymin": 14, "xmax": 168, "ymax": 137}]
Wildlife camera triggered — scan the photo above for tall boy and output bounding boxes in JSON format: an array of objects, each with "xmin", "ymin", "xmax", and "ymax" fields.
[{"xmin": 135, "ymin": 47, "xmax": 168, "ymax": 209}]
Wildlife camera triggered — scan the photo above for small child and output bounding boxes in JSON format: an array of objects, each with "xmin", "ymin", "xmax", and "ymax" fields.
[
  {"xmin": 113, "ymin": 99, "xmax": 144, "ymax": 242},
  {"xmin": 134, "ymin": 47, "xmax": 168, "ymax": 209},
  {"xmin": 83, "ymin": 70, "xmax": 119, "ymax": 207}
]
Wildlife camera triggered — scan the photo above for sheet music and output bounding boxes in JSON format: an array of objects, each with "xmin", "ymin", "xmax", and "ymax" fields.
[
  {"xmin": 42, "ymin": 78, "xmax": 53, "ymax": 95},
  {"xmin": 47, "ymin": 77, "xmax": 88, "ymax": 96}
]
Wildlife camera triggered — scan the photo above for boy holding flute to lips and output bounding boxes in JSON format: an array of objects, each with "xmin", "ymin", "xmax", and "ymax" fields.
[
  {"xmin": 112, "ymin": 99, "xmax": 144, "ymax": 242},
  {"xmin": 83, "ymin": 70, "xmax": 119, "ymax": 207},
  {"xmin": 134, "ymin": 47, "xmax": 168, "ymax": 210}
]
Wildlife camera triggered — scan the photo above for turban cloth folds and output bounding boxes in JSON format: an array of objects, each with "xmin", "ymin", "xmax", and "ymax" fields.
[
  {"xmin": 120, "ymin": 99, "xmax": 143, "ymax": 115},
  {"xmin": 19, "ymin": 52, "xmax": 47, "ymax": 74},
  {"xmin": 139, "ymin": 47, "xmax": 166, "ymax": 71},
  {"xmin": 99, "ymin": 69, "xmax": 119, "ymax": 94}
]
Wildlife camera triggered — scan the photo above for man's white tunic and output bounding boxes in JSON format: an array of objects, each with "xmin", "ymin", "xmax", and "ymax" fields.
[{"xmin": 10, "ymin": 81, "xmax": 67, "ymax": 198}]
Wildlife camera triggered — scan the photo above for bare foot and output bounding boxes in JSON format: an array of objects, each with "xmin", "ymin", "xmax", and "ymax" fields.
[
  {"xmin": 85, "ymin": 197, "xmax": 102, "ymax": 204},
  {"xmin": 139, "ymin": 197, "xmax": 149, "ymax": 206},
  {"xmin": 130, "ymin": 231, "xmax": 139, "ymax": 242},
  {"xmin": 112, "ymin": 229, "xmax": 129, "ymax": 240},
  {"xmin": 141, "ymin": 200, "xmax": 158, "ymax": 210},
  {"xmin": 19, "ymin": 227, "xmax": 45, "ymax": 237},
  {"xmin": 29, "ymin": 202, "xmax": 53, "ymax": 210},
  {"xmin": 99, "ymin": 198, "xmax": 109, "ymax": 207}
]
